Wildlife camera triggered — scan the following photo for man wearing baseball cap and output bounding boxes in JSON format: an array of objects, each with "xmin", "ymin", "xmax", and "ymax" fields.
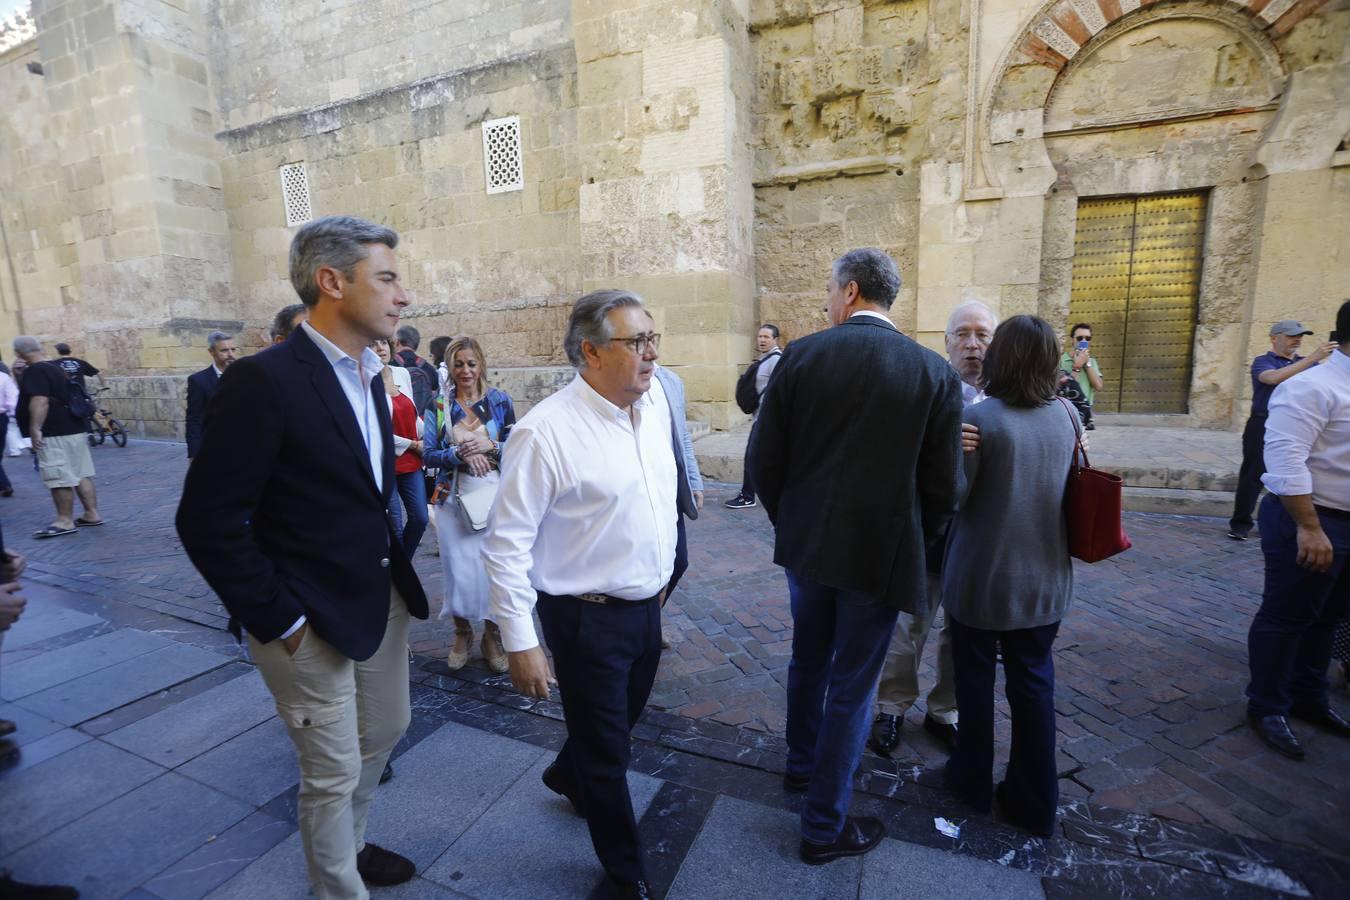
[{"xmin": 1229, "ymin": 321, "xmax": 1338, "ymax": 541}]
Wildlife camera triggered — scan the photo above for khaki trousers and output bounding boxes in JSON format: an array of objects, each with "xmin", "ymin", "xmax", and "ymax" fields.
[
  {"xmin": 249, "ymin": 593, "xmax": 411, "ymax": 900},
  {"xmin": 875, "ymin": 574, "xmax": 958, "ymax": 724}
]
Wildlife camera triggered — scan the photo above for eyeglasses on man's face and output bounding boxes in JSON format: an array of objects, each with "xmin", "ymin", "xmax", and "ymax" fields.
[{"xmin": 606, "ymin": 332, "xmax": 661, "ymax": 355}]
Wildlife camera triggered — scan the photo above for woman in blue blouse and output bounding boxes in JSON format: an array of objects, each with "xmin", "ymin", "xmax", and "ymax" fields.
[{"xmin": 422, "ymin": 336, "xmax": 516, "ymax": 673}]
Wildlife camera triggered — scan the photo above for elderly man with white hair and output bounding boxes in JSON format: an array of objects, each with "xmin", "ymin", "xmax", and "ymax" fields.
[{"xmin": 868, "ymin": 299, "xmax": 998, "ymax": 758}]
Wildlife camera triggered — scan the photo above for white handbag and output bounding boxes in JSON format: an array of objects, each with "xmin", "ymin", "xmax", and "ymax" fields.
[{"xmin": 451, "ymin": 465, "xmax": 496, "ymax": 532}]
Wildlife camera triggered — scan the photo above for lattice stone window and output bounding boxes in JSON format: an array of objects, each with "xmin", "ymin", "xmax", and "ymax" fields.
[
  {"xmin": 482, "ymin": 116, "xmax": 523, "ymax": 194},
  {"xmin": 279, "ymin": 163, "xmax": 313, "ymax": 227}
]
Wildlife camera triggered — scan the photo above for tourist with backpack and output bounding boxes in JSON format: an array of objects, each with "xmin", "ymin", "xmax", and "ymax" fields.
[
  {"xmin": 725, "ymin": 324, "xmax": 782, "ymax": 509},
  {"xmin": 12, "ymin": 336, "xmax": 103, "ymax": 538},
  {"xmin": 394, "ymin": 325, "xmax": 440, "ymax": 416}
]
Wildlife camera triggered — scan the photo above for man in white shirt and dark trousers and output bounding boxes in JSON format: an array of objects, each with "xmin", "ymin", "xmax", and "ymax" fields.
[
  {"xmin": 483, "ymin": 290, "xmax": 676, "ymax": 900},
  {"xmin": 1245, "ymin": 300, "xmax": 1350, "ymax": 761}
]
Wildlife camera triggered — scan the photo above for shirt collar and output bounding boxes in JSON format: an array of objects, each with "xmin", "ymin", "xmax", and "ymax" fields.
[
  {"xmin": 1329, "ymin": 348, "xmax": 1350, "ymax": 374},
  {"xmin": 302, "ymin": 321, "xmax": 383, "ymax": 372},
  {"xmin": 849, "ymin": 310, "xmax": 893, "ymax": 326},
  {"xmin": 572, "ymin": 372, "xmax": 651, "ymax": 422},
  {"xmin": 211, "ymin": 365, "xmax": 223, "ymax": 377}
]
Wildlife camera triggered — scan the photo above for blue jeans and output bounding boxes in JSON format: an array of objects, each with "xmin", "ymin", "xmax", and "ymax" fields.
[
  {"xmin": 1246, "ymin": 495, "xmax": 1350, "ymax": 717},
  {"xmin": 948, "ymin": 617, "xmax": 1060, "ymax": 835},
  {"xmin": 784, "ymin": 570, "xmax": 899, "ymax": 844},
  {"xmin": 387, "ymin": 471, "xmax": 428, "ymax": 559}
]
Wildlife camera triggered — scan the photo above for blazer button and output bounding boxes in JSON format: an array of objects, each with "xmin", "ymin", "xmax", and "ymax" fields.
[{"xmin": 380, "ymin": 557, "xmax": 390, "ymax": 568}]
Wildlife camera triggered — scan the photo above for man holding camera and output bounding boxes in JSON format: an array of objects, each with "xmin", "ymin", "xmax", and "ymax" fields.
[{"xmin": 1229, "ymin": 321, "xmax": 1339, "ymax": 541}]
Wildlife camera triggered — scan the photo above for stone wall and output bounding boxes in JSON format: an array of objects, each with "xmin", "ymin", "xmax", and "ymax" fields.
[{"xmin": 217, "ymin": 45, "xmax": 583, "ymax": 366}]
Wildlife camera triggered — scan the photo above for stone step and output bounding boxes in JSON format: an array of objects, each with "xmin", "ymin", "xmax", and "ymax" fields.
[
  {"xmin": 1122, "ymin": 486, "xmax": 1233, "ymax": 518},
  {"xmin": 1099, "ymin": 463, "xmax": 1237, "ymax": 493}
]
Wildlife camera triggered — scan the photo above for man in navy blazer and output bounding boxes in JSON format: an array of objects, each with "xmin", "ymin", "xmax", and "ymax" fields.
[
  {"xmin": 176, "ymin": 216, "xmax": 429, "ymax": 896},
  {"xmin": 750, "ymin": 248, "xmax": 964, "ymax": 865},
  {"xmin": 183, "ymin": 331, "xmax": 237, "ymax": 459}
]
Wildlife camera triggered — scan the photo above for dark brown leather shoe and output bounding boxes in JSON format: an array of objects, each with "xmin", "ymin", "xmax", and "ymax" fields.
[
  {"xmin": 1248, "ymin": 714, "xmax": 1305, "ymax": 760},
  {"xmin": 1290, "ymin": 705, "xmax": 1350, "ymax": 737},
  {"xmin": 923, "ymin": 715, "xmax": 958, "ymax": 754},
  {"xmin": 542, "ymin": 760, "xmax": 586, "ymax": 817},
  {"xmin": 0, "ymin": 719, "xmax": 15, "ymax": 738},
  {"xmin": 0, "ymin": 870, "xmax": 78, "ymax": 899},
  {"xmin": 355, "ymin": 842, "xmax": 415, "ymax": 886},
  {"xmin": 607, "ymin": 878, "xmax": 652, "ymax": 899},
  {"xmin": 799, "ymin": 816, "xmax": 885, "ymax": 864},
  {"xmin": 868, "ymin": 713, "xmax": 901, "ymax": 757}
]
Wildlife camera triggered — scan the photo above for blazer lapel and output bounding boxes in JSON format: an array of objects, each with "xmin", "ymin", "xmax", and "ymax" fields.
[{"xmin": 292, "ymin": 328, "xmax": 382, "ymax": 498}]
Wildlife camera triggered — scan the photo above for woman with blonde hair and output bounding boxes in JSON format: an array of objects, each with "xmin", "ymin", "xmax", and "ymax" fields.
[{"xmin": 423, "ymin": 336, "xmax": 516, "ymax": 672}]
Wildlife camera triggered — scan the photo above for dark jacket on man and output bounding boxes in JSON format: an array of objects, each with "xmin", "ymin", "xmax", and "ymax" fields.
[
  {"xmin": 176, "ymin": 327, "xmax": 429, "ymax": 661},
  {"xmin": 749, "ymin": 315, "xmax": 964, "ymax": 617},
  {"xmin": 184, "ymin": 366, "xmax": 220, "ymax": 458}
]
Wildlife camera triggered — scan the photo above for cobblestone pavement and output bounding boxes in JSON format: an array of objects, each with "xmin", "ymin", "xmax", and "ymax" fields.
[{"xmin": 6, "ymin": 438, "xmax": 1349, "ymax": 866}]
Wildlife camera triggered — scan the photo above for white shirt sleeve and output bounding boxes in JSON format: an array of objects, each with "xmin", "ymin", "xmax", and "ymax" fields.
[
  {"xmin": 1261, "ymin": 377, "xmax": 1326, "ymax": 498},
  {"xmin": 481, "ymin": 424, "xmax": 559, "ymax": 652},
  {"xmin": 280, "ymin": 616, "xmax": 307, "ymax": 640}
]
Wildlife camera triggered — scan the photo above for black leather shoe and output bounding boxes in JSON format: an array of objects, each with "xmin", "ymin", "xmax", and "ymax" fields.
[
  {"xmin": 799, "ymin": 816, "xmax": 885, "ymax": 865},
  {"xmin": 783, "ymin": 772, "xmax": 810, "ymax": 793},
  {"xmin": 355, "ymin": 842, "xmax": 415, "ymax": 886},
  {"xmin": 1290, "ymin": 705, "xmax": 1350, "ymax": 737},
  {"xmin": 1248, "ymin": 714, "xmax": 1306, "ymax": 760},
  {"xmin": 995, "ymin": 781, "xmax": 1055, "ymax": 838},
  {"xmin": 542, "ymin": 761, "xmax": 586, "ymax": 817},
  {"xmin": 923, "ymin": 715, "xmax": 958, "ymax": 754},
  {"xmin": 379, "ymin": 761, "xmax": 394, "ymax": 784},
  {"xmin": 607, "ymin": 878, "xmax": 652, "ymax": 899},
  {"xmin": 0, "ymin": 870, "xmax": 79, "ymax": 899},
  {"xmin": 867, "ymin": 713, "xmax": 901, "ymax": 757}
]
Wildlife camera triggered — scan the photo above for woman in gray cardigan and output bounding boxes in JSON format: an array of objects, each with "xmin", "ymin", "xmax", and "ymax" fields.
[{"xmin": 942, "ymin": 315, "xmax": 1081, "ymax": 838}]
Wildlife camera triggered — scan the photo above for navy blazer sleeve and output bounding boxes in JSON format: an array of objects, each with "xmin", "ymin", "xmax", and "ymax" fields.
[
  {"xmin": 917, "ymin": 366, "xmax": 965, "ymax": 545},
  {"xmin": 747, "ymin": 344, "xmax": 795, "ymax": 524},
  {"xmin": 175, "ymin": 360, "xmax": 303, "ymax": 644},
  {"xmin": 184, "ymin": 372, "xmax": 208, "ymax": 459}
]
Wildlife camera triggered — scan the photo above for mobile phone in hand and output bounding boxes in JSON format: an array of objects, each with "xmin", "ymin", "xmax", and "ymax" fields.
[{"xmin": 1076, "ymin": 340, "xmax": 1090, "ymax": 352}]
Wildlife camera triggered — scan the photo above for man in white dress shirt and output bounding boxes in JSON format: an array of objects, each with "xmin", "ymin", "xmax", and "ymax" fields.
[
  {"xmin": 483, "ymin": 290, "xmax": 676, "ymax": 900},
  {"xmin": 1245, "ymin": 300, "xmax": 1350, "ymax": 761}
]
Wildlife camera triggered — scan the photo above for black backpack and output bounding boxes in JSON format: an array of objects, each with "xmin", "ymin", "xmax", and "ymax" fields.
[
  {"xmin": 46, "ymin": 361, "xmax": 95, "ymax": 420},
  {"xmin": 734, "ymin": 350, "xmax": 779, "ymax": 415}
]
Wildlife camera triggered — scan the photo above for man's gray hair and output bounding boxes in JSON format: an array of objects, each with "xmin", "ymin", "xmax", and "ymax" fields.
[
  {"xmin": 395, "ymin": 325, "xmax": 420, "ymax": 351},
  {"xmin": 945, "ymin": 300, "xmax": 999, "ymax": 335},
  {"xmin": 564, "ymin": 290, "xmax": 645, "ymax": 368},
  {"xmin": 289, "ymin": 215, "xmax": 399, "ymax": 307},
  {"xmin": 208, "ymin": 331, "xmax": 233, "ymax": 350},
  {"xmin": 12, "ymin": 335, "xmax": 40, "ymax": 356},
  {"xmin": 832, "ymin": 248, "xmax": 901, "ymax": 309}
]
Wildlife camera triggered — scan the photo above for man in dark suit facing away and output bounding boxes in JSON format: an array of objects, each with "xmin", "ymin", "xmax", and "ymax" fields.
[
  {"xmin": 750, "ymin": 247, "xmax": 964, "ymax": 865},
  {"xmin": 183, "ymin": 331, "xmax": 237, "ymax": 459},
  {"xmin": 176, "ymin": 215, "xmax": 429, "ymax": 898}
]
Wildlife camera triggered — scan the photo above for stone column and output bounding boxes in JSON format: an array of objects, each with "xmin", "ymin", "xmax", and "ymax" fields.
[{"xmin": 572, "ymin": 0, "xmax": 755, "ymax": 429}]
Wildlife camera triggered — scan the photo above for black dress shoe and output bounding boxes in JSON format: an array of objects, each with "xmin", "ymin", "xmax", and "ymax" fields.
[
  {"xmin": 799, "ymin": 816, "xmax": 885, "ymax": 865},
  {"xmin": 867, "ymin": 713, "xmax": 901, "ymax": 757},
  {"xmin": 1248, "ymin": 714, "xmax": 1306, "ymax": 760},
  {"xmin": 995, "ymin": 781, "xmax": 1054, "ymax": 838},
  {"xmin": 379, "ymin": 761, "xmax": 394, "ymax": 784},
  {"xmin": 923, "ymin": 715, "xmax": 958, "ymax": 754},
  {"xmin": 783, "ymin": 772, "xmax": 810, "ymax": 793},
  {"xmin": 355, "ymin": 842, "xmax": 415, "ymax": 886},
  {"xmin": 0, "ymin": 870, "xmax": 78, "ymax": 899},
  {"xmin": 607, "ymin": 878, "xmax": 652, "ymax": 899},
  {"xmin": 542, "ymin": 761, "xmax": 586, "ymax": 817},
  {"xmin": 1290, "ymin": 705, "xmax": 1350, "ymax": 737}
]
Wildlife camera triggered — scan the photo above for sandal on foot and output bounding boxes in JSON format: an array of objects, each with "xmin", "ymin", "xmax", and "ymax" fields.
[
  {"xmin": 33, "ymin": 525, "xmax": 77, "ymax": 539},
  {"xmin": 75, "ymin": 517, "xmax": 104, "ymax": 527}
]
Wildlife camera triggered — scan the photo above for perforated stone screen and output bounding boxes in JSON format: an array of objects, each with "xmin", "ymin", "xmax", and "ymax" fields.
[
  {"xmin": 482, "ymin": 116, "xmax": 523, "ymax": 194},
  {"xmin": 279, "ymin": 163, "xmax": 313, "ymax": 227}
]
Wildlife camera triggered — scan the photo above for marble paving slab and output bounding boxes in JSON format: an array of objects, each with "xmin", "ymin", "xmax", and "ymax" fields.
[
  {"xmin": 4, "ymin": 772, "xmax": 253, "ymax": 899},
  {"xmin": 141, "ymin": 809, "xmax": 295, "ymax": 900},
  {"xmin": 14, "ymin": 642, "xmax": 231, "ymax": 725},
  {"xmin": 0, "ymin": 739, "xmax": 164, "ymax": 854},
  {"xmin": 422, "ymin": 756, "xmax": 663, "ymax": 899},
  {"xmin": 176, "ymin": 717, "xmax": 298, "ymax": 806},
  {"xmin": 1, "ymin": 627, "xmax": 170, "ymax": 700},
  {"xmin": 666, "ymin": 795, "xmax": 863, "ymax": 899},
  {"xmin": 859, "ymin": 831, "xmax": 1046, "ymax": 898},
  {"xmin": 104, "ymin": 669, "xmax": 276, "ymax": 768},
  {"xmin": 0, "ymin": 605, "xmax": 105, "ymax": 651}
]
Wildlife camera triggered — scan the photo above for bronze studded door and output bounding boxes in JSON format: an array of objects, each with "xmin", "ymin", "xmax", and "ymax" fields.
[{"xmin": 1067, "ymin": 192, "xmax": 1206, "ymax": 413}]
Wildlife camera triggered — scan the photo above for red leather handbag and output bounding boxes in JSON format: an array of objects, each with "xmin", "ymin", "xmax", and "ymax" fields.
[{"xmin": 1058, "ymin": 399, "xmax": 1132, "ymax": 563}]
